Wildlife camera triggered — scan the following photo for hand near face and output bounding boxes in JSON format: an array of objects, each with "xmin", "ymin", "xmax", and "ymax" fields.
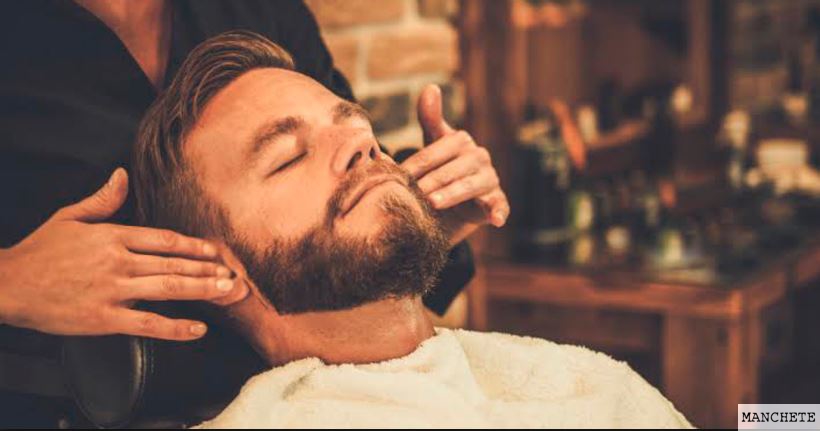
[
  {"xmin": 400, "ymin": 85, "xmax": 510, "ymax": 246},
  {"xmin": 0, "ymin": 169, "xmax": 249, "ymax": 341}
]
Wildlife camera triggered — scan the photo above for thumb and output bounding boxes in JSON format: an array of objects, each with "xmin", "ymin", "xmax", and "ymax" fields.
[
  {"xmin": 417, "ymin": 84, "xmax": 455, "ymax": 144},
  {"xmin": 55, "ymin": 168, "xmax": 129, "ymax": 222}
]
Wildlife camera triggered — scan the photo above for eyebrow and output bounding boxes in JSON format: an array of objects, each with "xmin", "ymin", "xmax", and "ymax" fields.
[
  {"xmin": 332, "ymin": 101, "xmax": 371, "ymax": 124},
  {"xmin": 246, "ymin": 115, "xmax": 305, "ymax": 165},
  {"xmin": 245, "ymin": 101, "xmax": 372, "ymax": 166}
]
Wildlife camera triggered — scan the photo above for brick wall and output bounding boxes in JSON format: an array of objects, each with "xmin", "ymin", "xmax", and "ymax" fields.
[{"xmin": 305, "ymin": 0, "xmax": 464, "ymax": 153}]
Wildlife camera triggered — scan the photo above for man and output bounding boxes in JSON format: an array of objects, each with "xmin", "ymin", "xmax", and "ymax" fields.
[
  {"xmin": 1, "ymin": 2, "xmax": 501, "ymax": 425},
  {"xmin": 132, "ymin": 31, "xmax": 692, "ymax": 429}
]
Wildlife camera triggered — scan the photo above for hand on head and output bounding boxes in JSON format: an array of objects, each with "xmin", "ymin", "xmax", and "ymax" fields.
[
  {"xmin": 0, "ymin": 33, "xmax": 509, "ymax": 345},
  {"xmin": 0, "ymin": 168, "xmax": 248, "ymax": 341}
]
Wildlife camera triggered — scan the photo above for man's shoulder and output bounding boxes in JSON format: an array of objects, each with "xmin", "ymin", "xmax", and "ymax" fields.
[
  {"xmin": 195, "ymin": 357, "xmax": 325, "ymax": 429},
  {"xmin": 442, "ymin": 328, "xmax": 637, "ymax": 400},
  {"xmin": 446, "ymin": 328, "xmax": 633, "ymax": 376},
  {"xmin": 443, "ymin": 328, "xmax": 692, "ymax": 428}
]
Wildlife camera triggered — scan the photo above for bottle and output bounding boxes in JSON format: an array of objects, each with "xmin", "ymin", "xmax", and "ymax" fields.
[
  {"xmin": 629, "ymin": 170, "xmax": 660, "ymax": 237},
  {"xmin": 511, "ymin": 107, "xmax": 572, "ymax": 262},
  {"xmin": 539, "ymin": 110, "xmax": 572, "ymax": 230},
  {"xmin": 565, "ymin": 176, "xmax": 596, "ymax": 267},
  {"xmin": 592, "ymin": 180, "xmax": 615, "ymax": 232},
  {"xmin": 603, "ymin": 175, "xmax": 634, "ymax": 263},
  {"xmin": 597, "ymin": 79, "xmax": 623, "ymax": 133},
  {"xmin": 782, "ymin": 50, "xmax": 808, "ymax": 126},
  {"xmin": 512, "ymin": 100, "xmax": 591, "ymax": 264},
  {"xmin": 643, "ymin": 192, "xmax": 690, "ymax": 270},
  {"xmin": 641, "ymin": 90, "xmax": 677, "ymax": 183},
  {"xmin": 720, "ymin": 110, "xmax": 753, "ymax": 195},
  {"xmin": 551, "ymin": 99, "xmax": 592, "ymax": 236}
]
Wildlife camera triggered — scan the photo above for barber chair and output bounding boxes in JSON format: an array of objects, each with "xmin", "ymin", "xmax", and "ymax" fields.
[{"xmin": 1, "ymin": 302, "xmax": 265, "ymax": 428}]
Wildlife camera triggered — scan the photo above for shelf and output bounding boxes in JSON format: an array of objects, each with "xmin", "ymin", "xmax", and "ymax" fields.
[{"xmin": 485, "ymin": 233, "xmax": 820, "ymax": 320}]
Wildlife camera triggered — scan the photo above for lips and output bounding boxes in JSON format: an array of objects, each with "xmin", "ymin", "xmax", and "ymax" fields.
[{"xmin": 339, "ymin": 174, "xmax": 407, "ymax": 217}]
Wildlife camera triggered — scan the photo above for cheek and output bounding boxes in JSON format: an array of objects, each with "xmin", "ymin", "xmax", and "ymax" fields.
[{"xmin": 228, "ymin": 177, "xmax": 333, "ymax": 243}]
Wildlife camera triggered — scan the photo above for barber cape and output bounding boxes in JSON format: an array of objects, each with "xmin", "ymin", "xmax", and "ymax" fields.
[{"xmin": 196, "ymin": 328, "xmax": 693, "ymax": 429}]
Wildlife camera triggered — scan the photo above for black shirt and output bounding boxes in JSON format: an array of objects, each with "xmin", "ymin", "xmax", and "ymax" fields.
[{"xmin": 0, "ymin": 0, "xmax": 473, "ymax": 426}]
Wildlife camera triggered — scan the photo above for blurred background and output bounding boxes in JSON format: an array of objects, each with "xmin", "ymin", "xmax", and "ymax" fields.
[{"xmin": 305, "ymin": 0, "xmax": 820, "ymax": 428}]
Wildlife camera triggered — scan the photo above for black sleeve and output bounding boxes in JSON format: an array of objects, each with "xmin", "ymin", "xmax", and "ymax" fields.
[{"xmin": 423, "ymin": 241, "xmax": 475, "ymax": 315}]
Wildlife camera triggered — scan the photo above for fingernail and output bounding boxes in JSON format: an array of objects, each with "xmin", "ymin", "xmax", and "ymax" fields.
[
  {"xmin": 216, "ymin": 266, "xmax": 231, "ymax": 278},
  {"xmin": 190, "ymin": 323, "xmax": 207, "ymax": 336},
  {"xmin": 107, "ymin": 169, "xmax": 120, "ymax": 187},
  {"xmin": 430, "ymin": 193, "xmax": 443, "ymax": 206},
  {"xmin": 216, "ymin": 279, "xmax": 234, "ymax": 293},
  {"xmin": 203, "ymin": 243, "xmax": 217, "ymax": 256},
  {"xmin": 493, "ymin": 210, "xmax": 507, "ymax": 226}
]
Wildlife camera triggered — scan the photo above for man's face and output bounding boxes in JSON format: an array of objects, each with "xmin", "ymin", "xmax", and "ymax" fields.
[{"xmin": 184, "ymin": 68, "xmax": 448, "ymax": 313}]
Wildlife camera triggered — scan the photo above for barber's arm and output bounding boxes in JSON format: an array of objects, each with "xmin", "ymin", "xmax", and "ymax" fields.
[{"xmin": 0, "ymin": 168, "xmax": 248, "ymax": 341}]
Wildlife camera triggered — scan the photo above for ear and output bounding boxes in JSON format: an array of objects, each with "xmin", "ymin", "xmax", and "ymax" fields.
[
  {"xmin": 207, "ymin": 241, "xmax": 288, "ymax": 364},
  {"xmin": 214, "ymin": 241, "xmax": 251, "ymax": 290},
  {"xmin": 205, "ymin": 241, "xmax": 251, "ymax": 307},
  {"xmin": 210, "ymin": 241, "xmax": 281, "ymax": 320}
]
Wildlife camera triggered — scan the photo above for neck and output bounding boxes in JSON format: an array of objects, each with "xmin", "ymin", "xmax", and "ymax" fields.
[
  {"xmin": 75, "ymin": 0, "xmax": 171, "ymax": 89},
  {"xmin": 75, "ymin": 0, "xmax": 166, "ymax": 31},
  {"xmin": 234, "ymin": 293, "xmax": 436, "ymax": 366}
]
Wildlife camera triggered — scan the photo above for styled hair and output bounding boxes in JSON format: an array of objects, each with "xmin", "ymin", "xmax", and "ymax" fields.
[{"xmin": 132, "ymin": 31, "xmax": 295, "ymax": 236}]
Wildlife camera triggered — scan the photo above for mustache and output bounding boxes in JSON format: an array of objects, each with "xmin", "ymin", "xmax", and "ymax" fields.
[{"xmin": 324, "ymin": 160, "xmax": 419, "ymax": 226}]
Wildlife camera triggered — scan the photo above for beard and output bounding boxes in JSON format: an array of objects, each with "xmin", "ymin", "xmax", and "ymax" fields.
[{"xmin": 226, "ymin": 160, "xmax": 450, "ymax": 314}]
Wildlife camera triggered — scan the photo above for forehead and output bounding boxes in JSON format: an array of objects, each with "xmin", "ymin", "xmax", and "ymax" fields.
[{"xmin": 193, "ymin": 68, "xmax": 338, "ymax": 130}]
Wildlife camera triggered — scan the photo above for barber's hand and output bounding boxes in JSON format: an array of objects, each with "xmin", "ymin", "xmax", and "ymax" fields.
[
  {"xmin": 402, "ymin": 84, "xmax": 510, "ymax": 246},
  {"xmin": 0, "ymin": 168, "xmax": 248, "ymax": 341}
]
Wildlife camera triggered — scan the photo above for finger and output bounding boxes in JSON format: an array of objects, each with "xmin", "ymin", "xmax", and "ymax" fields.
[
  {"xmin": 208, "ymin": 277, "xmax": 251, "ymax": 307},
  {"xmin": 114, "ymin": 309, "xmax": 208, "ymax": 341},
  {"xmin": 401, "ymin": 130, "xmax": 474, "ymax": 179},
  {"xmin": 121, "ymin": 275, "xmax": 237, "ymax": 301},
  {"xmin": 127, "ymin": 254, "xmax": 232, "ymax": 278},
  {"xmin": 429, "ymin": 170, "xmax": 499, "ymax": 210},
  {"xmin": 416, "ymin": 148, "xmax": 485, "ymax": 195},
  {"xmin": 118, "ymin": 226, "xmax": 219, "ymax": 260},
  {"xmin": 54, "ymin": 168, "xmax": 128, "ymax": 222},
  {"xmin": 417, "ymin": 84, "xmax": 455, "ymax": 144},
  {"xmin": 477, "ymin": 190, "xmax": 510, "ymax": 227},
  {"xmin": 207, "ymin": 242, "xmax": 253, "ymax": 307}
]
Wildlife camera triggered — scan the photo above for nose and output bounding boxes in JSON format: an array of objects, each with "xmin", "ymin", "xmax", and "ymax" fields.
[{"xmin": 330, "ymin": 129, "xmax": 381, "ymax": 175}]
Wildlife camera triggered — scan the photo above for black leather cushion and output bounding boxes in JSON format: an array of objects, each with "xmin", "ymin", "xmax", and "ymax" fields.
[{"xmin": 61, "ymin": 302, "xmax": 265, "ymax": 428}]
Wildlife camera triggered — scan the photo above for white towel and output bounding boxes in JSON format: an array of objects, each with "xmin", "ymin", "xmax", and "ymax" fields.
[{"xmin": 196, "ymin": 328, "xmax": 693, "ymax": 429}]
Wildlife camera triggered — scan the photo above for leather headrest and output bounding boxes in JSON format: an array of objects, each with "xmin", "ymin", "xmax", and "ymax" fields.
[{"xmin": 61, "ymin": 302, "xmax": 265, "ymax": 428}]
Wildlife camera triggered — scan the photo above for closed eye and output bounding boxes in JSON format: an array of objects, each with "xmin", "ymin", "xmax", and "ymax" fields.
[{"xmin": 269, "ymin": 152, "xmax": 307, "ymax": 177}]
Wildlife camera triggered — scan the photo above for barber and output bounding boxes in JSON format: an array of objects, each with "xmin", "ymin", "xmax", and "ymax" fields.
[{"xmin": 0, "ymin": 2, "xmax": 507, "ymax": 350}]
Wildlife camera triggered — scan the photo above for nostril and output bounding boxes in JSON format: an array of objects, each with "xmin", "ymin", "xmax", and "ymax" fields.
[
  {"xmin": 347, "ymin": 152, "xmax": 362, "ymax": 171},
  {"xmin": 369, "ymin": 146, "xmax": 377, "ymax": 159}
]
